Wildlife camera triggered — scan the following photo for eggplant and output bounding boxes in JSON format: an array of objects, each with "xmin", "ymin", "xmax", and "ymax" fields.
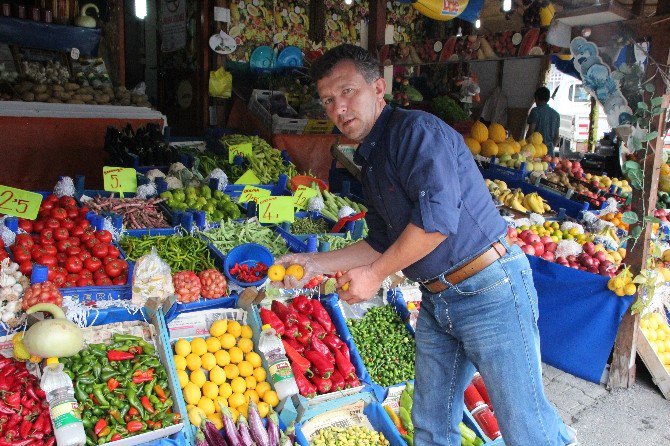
[
  {"xmin": 195, "ymin": 428, "xmax": 208, "ymax": 446},
  {"xmin": 247, "ymin": 400, "xmax": 270, "ymax": 446},
  {"xmin": 237, "ymin": 415, "xmax": 257, "ymax": 446},
  {"xmin": 201, "ymin": 419, "xmax": 229, "ymax": 446},
  {"xmin": 219, "ymin": 403, "xmax": 244, "ymax": 446},
  {"xmin": 285, "ymin": 423, "xmax": 295, "ymax": 443},
  {"xmin": 266, "ymin": 409, "xmax": 280, "ymax": 446}
]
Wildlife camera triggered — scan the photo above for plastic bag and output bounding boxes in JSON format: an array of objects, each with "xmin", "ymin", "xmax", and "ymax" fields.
[
  {"xmin": 209, "ymin": 67, "xmax": 232, "ymax": 99},
  {"xmin": 555, "ymin": 240, "xmax": 583, "ymax": 259},
  {"xmin": 131, "ymin": 248, "xmax": 174, "ymax": 306}
]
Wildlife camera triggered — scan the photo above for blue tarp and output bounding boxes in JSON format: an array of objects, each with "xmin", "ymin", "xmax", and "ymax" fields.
[{"xmin": 528, "ymin": 255, "xmax": 635, "ymax": 383}]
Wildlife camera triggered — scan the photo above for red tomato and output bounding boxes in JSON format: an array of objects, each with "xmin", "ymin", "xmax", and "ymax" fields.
[
  {"xmin": 43, "ymin": 244, "xmax": 58, "ymax": 256},
  {"xmin": 54, "ymin": 227, "xmax": 69, "ymax": 241},
  {"xmin": 84, "ymin": 257, "xmax": 102, "ymax": 272},
  {"xmin": 63, "ymin": 281, "xmax": 76, "ymax": 288},
  {"xmin": 67, "ymin": 236, "xmax": 80, "ymax": 246},
  {"xmin": 60, "ymin": 218, "xmax": 75, "ymax": 231},
  {"xmin": 32, "ymin": 220, "xmax": 45, "ymax": 233},
  {"xmin": 85, "ymin": 238, "xmax": 98, "ymax": 250},
  {"xmin": 52, "ymin": 275, "xmax": 66, "ymax": 287},
  {"xmin": 107, "ymin": 245, "xmax": 120, "ymax": 259},
  {"xmin": 40, "ymin": 230, "xmax": 55, "ymax": 245},
  {"xmin": 59, "ymin": 196, "xmax": 77, "ymax": 208},
  {"xmin": 96, "ymin": 230, "xmax": 113, "ymax": 244},
  {"xmin": 19, "ymin": 261, "xmax": 33, "ymax": 276},
  {"xmin": 39, "ymin": 255, "xmax": 57, "ymax": 268},
  {"xmin": 57, "ymin": 253, "xmax": 67, "ymax": 264},
  {"xmin": 80, "ymin": 270, "xmax": 93, "ymax": 280},
  {"xmin": 17, "ymin": 219, "xmax": 33, "ymax": 233},
  {"xmin": 50, "ymin": 207, "xmax": 67, "ymax": 220},
  {"xmin": 31, "ymin": 246, "xmax": 46, "ymax": 261},
  {"xmin": 66, "ymin": 274, "xmax": 80, "ymax": 283},
  {"xmin": 40, "ymin": 201, "xmax": 54, "ymax": 213},
  {"xmin": 14, "ymin": 234, "xmax": 34, "ymax": 249},
  {"xmin": 78, "ymin": 251, "xmax": 92, "ymax": 262},
  {"xmin": 77, "ymin": 219, "xmax": 91, "ymax": 229},
  {"xmin": 95, "ymin": 276, "xmax": 113, "ymax": 286},
  {"xmin": 71, "ymin": 226, "xmax": 85, "ymax": 237},
  {"xmin": 65, "ymin": 256, "xmax": 83, "ymax": 274},
  {"xmin": 45, "ymin": 218, "xmax": 61, "ymax": 230},
  {"xmin": 112, "ymin": 275, "xmax": 127, "ymax": 285},
  {"xmin": 91, "ymin": 244, "xmax": 108, "ymax": 258},
  {"xmin": 56, "ymin": 239, "xmax": 72, "ymax": 253},
  {"xmin": 105, "ymin": 260, "xmax": 124, "ymax": 278},
  {"xmin": 12, "ymin": 246, "xmax": 31, "ymax": 263},
  {"xmin": 65, "ymin": 207, "xmax": 79, "ymax": 219},
  {"xmin": 76, "ymin": 277, "xmax": 94, "ymax": 287},
  {"xmin": 93, "ymin": 268, "xmax": 108, "ymax": 280},
  {"xmin": 65, "ymin": 245, "xmax": 80, "ymax": 256}
]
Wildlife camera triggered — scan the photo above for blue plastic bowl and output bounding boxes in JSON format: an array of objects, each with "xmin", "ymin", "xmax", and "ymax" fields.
[{"xmin": 224, "ymin": 243, "xmax": 274, "ymax": 288}]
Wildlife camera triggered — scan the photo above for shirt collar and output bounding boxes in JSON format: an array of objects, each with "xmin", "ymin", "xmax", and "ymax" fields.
[{"xmin": 355, "ymin": 105, "xmax": 393, "ymax": 163}]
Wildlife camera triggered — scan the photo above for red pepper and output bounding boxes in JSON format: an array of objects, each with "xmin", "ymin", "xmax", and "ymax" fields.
[
  {"xmin": 18, "ymin": 418, "xmax": 31, "ymax": 440},
  {"xmin": 128, "ymin": 407, "xmax": 139, "ymax": 417},
  {"xmin": 110, "ymin": 434, "xmax": 122, "ymax": 441},
  {"xmin": 295, "ymin": 325, "xmax": 311, "ymax": 345},
  {"xmin": 291, "ymin": 295, "xmax": 313, "ymax": 314},
  {"xmin": 283, "ymin": 340, "xmax": 313, "ymax": 377},
  {"xmin": 323, "ymin": 333, "xmax": 344, "ymax": 351},
  {"xmin": 230, "ymin": 264, "xmax": 240, "ymax": 275},
  {"xmin": 284, "ymin": 324, "xmax": 300, "ymax": 339},
  {"xmin": 107, "ymin": 378, "xmax": 120, "ymax": 392},
  {"xmin": 295, "ymin": 313, "xmax": 312, "ymax": 333},
  {"xmin": 330, "ymin": 370, "xmax": 346, "ymax": 391},
  {"xmin": 345, "ymin": 375, "xmax": 361, "ymax": 388},
  {"xmin": 284, "ymin": 337, "xmax": 305, "ymax": 354},
  {"xmin": 339, "ymin": 343, "xmax": 351, "ymax": 361},
  {"xmin": 334, "ymin": 347, "xmax": 357, "ymax": 381},
  {"xmin": 310, "ymin": 300, "xmax": 334, "ymax": 332},
  {"xmin": 126, "ymin": 420, "xmax": 144, "ymax": 433},
  {"xmin": 20, "ymin": 394, "xmax": 35, "ymax": 410},
  {"xmin": 4, "ymin": 392, "xmax": 20, "ymax": 408},
  {"xmin": 45, "ymin": 437, "xmax": 56, "ymax": 446},
  {"xmin": 0, "ymin": 402, "xmax": 14, "ymax": 415},
  {"xmin": 128, "ymin": 346, "xmax": 143, "ymax": 355},
  {"xmin": 94, "ymin": 419, "xmax": 107, "ymax": 436},
  {"xmin": 25, "ymin": 385, "xmax": 44, "ymax": 402},
  {"xmin": 310, "ymin": 375, "xmax": 332, "ymax": 394},
  {"xmin": 260, "ymin": 307, "xmax": 285, "ymax": 336},
  {"xmin": 132, "ymin": 368, "xmax": 155, "ymax": 384},
  {"xmin": 310, "ymin": 336, "xmax": 334, "ymax": 362},
  {"xmin": 304, "ymin": 350, "xmax": 334, "ymax": 379},
  {"xmin": 154, "ymin": 384, "xmax": 167, "ymax": 403},
  {"xmin": 271, "ymin": 300, "xmax": 299, "ymax": 326},
  {"xmin": 107, "ymin": 350, "xmax": 135, "ymax": 361},
  {"xmin": 292, "ymin": 364, "xmax": 317, "ymax": 398},
  {"xmin": 310, "ymin": 320, "xmax": 327, "ymax": 340},
  {"xmin": 140, "ymin": 396, "xmax": 155, "ymax": 414}
]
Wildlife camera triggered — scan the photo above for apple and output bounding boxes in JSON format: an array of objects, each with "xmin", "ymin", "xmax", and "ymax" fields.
[
  {"xmin": 540, "ymin": 236, "xmax": 553, "ymax": 245},
  {"xmin": 520, "ymin": 230, "xmax": 533, "ymax": 241},
  {"xmin": 541, "ymin": 252, "xmax": 555, "ymax": 262},
  {"xmin": 532, "ymin": 242, "xmax": 545, "ymax": 256},
  {"xmin": 545, "ymin": 242, "xmax": 557, "ymax": 253},
  {"xmin": 521, "ymin": 244, "xmax": 536, "ymax": 255},
  {"xmin": 527, "ymin": 233, "xmax": 541, "ymax": 244},
  {"xmin": 555, "ymin": 256, "xmax": 569, "ymax": 266},
  {"xmin": 582, "ymin": 242, "xmax": 595, "ymax": 256},
  {"xmin": 594, "ymin": 251, "xmax": 608, "ymax": 263}
]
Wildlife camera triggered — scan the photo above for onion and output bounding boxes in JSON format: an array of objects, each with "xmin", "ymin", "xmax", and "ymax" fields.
[{"xmin": 22, "ymin": 303, "xmax": 84, "ymax": 358}]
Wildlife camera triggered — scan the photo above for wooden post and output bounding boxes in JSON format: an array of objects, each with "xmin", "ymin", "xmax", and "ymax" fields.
[
  {"xmin": 368, "ymin": 0, "xmax": 386, "ymax": 54},
  {"xmin": 608, "ymin": 94, "xmax": 670, "ymax": 389}
]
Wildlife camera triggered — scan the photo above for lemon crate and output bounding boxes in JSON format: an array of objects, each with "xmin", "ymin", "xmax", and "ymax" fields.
[{"xmin": 248, "ymin": 89, "xmax": 307, "ymax": 134}]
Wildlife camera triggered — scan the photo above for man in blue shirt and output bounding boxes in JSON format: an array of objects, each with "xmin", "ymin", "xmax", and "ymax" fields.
[
  {"xmin": 527, "ymin": 87, "xmax": 561, "ymax": 152},
  {"xmin": 278, "ymin": 45, "xmax": 576, "ymax": 446}
]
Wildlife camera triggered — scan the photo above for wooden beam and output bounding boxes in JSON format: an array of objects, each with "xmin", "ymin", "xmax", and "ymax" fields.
[
  {"xmin": 368, "ymin": 0, "xmax": 386, "ymax": 54},
  {"xmin": 658, "ymin": 0, "xmax": 670, "ymax": 16},
  {"xmin": 632, "ymin": 0, "xmax": 646, "ymax": 16}
]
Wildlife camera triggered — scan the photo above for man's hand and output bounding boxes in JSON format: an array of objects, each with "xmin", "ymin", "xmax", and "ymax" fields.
[
  {"xmin": 271, "ymin": 253, "xmax": 320, "ymax": 289},
  {"xmin": 336, "ymin": 265, "xmax": 384, "ymax": 305}
]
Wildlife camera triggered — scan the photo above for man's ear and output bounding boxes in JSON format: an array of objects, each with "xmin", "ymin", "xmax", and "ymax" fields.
[{"xmin": 373, "ymin": 77, "xmax": 386, "ymax": 100}]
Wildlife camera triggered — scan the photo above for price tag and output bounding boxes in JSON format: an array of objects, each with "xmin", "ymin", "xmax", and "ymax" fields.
[
  {"xmin": 238, "ymin": 186, "xmax": 270, "ymax": 203},
  {"xmin": 293, "ymin": 185, "xmax": 319, "ymax": 210},
  {"xmin": 103, "ymin": 166, "xmax": 138, "ymax": 193},
  {"xmin": 234, "ymin": 169, "xmax": 261, "ymax": 185},
  {"xmin": 0, "ymin": 185, "xmax": 43, "ymax": 220},
  {"xmin": 228, "ymin": 142, "xmax": 253, "ymax": 163},
  {"xmin": 258, "ymin": 196, "xmax": 295, "ymax": 224}
]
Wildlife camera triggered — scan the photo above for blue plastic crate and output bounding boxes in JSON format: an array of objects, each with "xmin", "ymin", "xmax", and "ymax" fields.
[{"xmin": 480, "ymin": 161, "xmax": 529, "ymax": 182}]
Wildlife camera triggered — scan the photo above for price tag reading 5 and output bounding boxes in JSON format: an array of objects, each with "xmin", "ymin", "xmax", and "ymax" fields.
[
  {"xmin": 103, "ymin": 166, "xmax": 137, "ymax": 193},
  {"xmin": 228, "ymin": 142, "xmax": 253, "ymax": 163},
  {"xmin": 238, "ymin": 186, "xmax": 270, "ymax": 204},
  {"xmin": 0, "ymin": 185, "xmax": 43, "ymax": 220},
  {"xmin": 293, "ymin": 185, "xmax": 319, "ymax": 210},
  {"xmin": 258, "ymin": 196, "xmax": 295, "ymax": 224}
]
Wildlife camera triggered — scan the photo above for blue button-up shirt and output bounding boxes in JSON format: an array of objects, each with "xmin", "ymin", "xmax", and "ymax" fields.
[{"xmin": 356, "ymin": 106, "xmax": 508, "ymax": 282}]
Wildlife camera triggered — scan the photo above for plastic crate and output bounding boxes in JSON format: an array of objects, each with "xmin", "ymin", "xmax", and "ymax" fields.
[
  {"xmin": 303, "ymin": 118, "xmax": 335, "ymax": 134},
  {"xmin": 480, "ymin": 161, "xmax": 529, "ymax": 182},
  {"xmin": 248, "ymin": 89, "xmax": 308, "ymax": 134}
]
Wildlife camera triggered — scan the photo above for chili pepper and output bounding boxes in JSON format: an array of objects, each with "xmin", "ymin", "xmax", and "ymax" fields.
[
  {"xmin": 0, "ymin": 439, "xmax": 35, "ymax": 446},
  {"xmin": 107, "ymin": 378, "xmax": 120, "ymax": 392},
  {"xmin": 295, "ymin": 325, "xmax": 311, "ymax": 345},
  {"xmin": 0, "ymin": 402, "xmax": 14, "ymax": 415},
  {"xmin": 292, "ymin": 364, "xmax": 317, "ymax": 398},
  {"xmin": 285, "ymin": 337, "xmax": 305, "ymax": 354},
  {"xmin": 32, "ymin": 412, "xmax": 46, "ymax": 435},
  {"xmin": 259, "ymin": 307, "xmax": 285, "ymax": 336},
  {"xmin": 86, "ymin": 437, "xmax": 95, "ymax": 446},
  {"xmin": 140, "ymin": 396, "xmax": 155, "ymax": 414},
  {"xmin": 271, "ymin": 300, "xmax": 298, "ymax": 326},
  {"xmin": 283, "ymin": 339, "xmax": 312, "ymax": 373},
  {"xmin": 100, "ymin": 368, "xmax": 116, "ymax": 382},
  {"xmin": 109, "ymin": 408, "xmax": 124, "ymax": 424},
  {"xmin": 330, "ymin": 370, "xmax": 345, "ymax": 391},
  {"xmin": 310, "ymin": 375, "xmax": 332, "ymax": 394},
  {"xmin": 20, "ymin": 394, "xmax": 36, "ymax": 410},
  {"xmin": 93, "ymin": 363, "xmax": 102, "ymax": 380},
  {"xmin": 128, "ymin": 407, "xmax": 139, "ymax": 417},
  {"xmin": 88, "ymin": 343, "xmax": 107, "ymax": 357},
  {"xmin": 4, "ymin": 392, "xmax": 20, "ymax": 408},
  {"xmin": 132, "ymin": 368, "xmax": 154, "ymax": 384},
  {"xmin": 310, "ymin": 336, "xmax": 334, "ymax": 362},
  {"xmin": 18, "ymin": 418, "xmax": 31, "ymax": 439},
  {"xmin": 94, "ymin": 419, "xmax": 107, "ymax": 436},
  {"xmin": 153, "ymin": 384, "xmax": 167, "ymax": 403},
  {"xmin": 284, "ymin": 324, "xmax": 299, "ymax": 339},
  {"xmin": 143, "ymin": 379, "xmax": 155, "ymax": 398},
  {"xmin": 291, "ymin": 295, "xmax": 313, "ymax": 314},
  {"xmin": 128, "ymin": 346, "xmax": 143, "ymax": 355},
  {"xmin": 75, "ymin": 382, "xmax": 88, "ymax": 402},
  {"xmin": 322, "ymin": 333, "xmax": 344, "ymax": 351},
  {"xmin": 126, "ymin": 420, "xmax": 144, "ymax": 433},
  {"xmin": 126, "ymin": 387, "xmax": 144, "ymax": 418},
  {"xmin": 345, "ymin": 375, "xmax": 361, "ymax": 388},
  {"xmin": 295, "ymin": 313, "xmax": 312, "ymax": 333},
  {"xmin": 98, "ymin": 426, "xmax": 111, "ymax": 437},
  {"xmin": 304, "ymin": 350, "xmax": 334, "ymax": 378},
  {"xmin": 310, "ymin": 319, "xmax": 327, "ymax": 340},
  {"xmin": 82, "ymin": 415, "xmax": 94, "ymax": 430},
  {"xmin": 110, "ymin": 434, "xmax": 122, "ymax": 441},
  {"xmin": 107, "ymin": 350, "xmax": 135, "ymax": 361},
  {"xmin": 93, "ymin": 385, "xmax": 110, "ymax": 406},
  {"xmin": 310, "ymin": 299, "xmax": 334, "ymax": 332},
  {"xmin": 25, "ymin": 385, "xmax": 42, "ymax": 402},
  {"xmin": 334, "ymin": 347, "xmax": 356, "ymax": 381},
  {"xmin": 339, "ymin": 343, "xmax": 351, "ymax": 361}
]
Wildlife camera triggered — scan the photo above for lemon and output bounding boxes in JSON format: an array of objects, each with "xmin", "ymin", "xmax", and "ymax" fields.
[
  {"xmin": 268, "ymin": 264, "xmax": 286, "ymax": 282},
  {"xmin": 224, "ymin": 364, "xmax": 240, "ymax": 380},
  {"xmin": 246, "ymin": 352, "xmax": 262, "ymax": 368},
  {"xmin": 219, "ymin": 382, "xmax": 233, "ymax": 399},
  {"xmin": 190, "ymin": 338, "xmax": 208, "ymax": 356},
  {"xmin": 624, "ymin": 283, "xmax": 637, "ymax": 296},
  {"xmin": 201, "ymin": 352, "xmax": 217, "ymax": 371},
  {"xmin": 183, "ymin": 383, "xmax": 201, "ymax": 405},
  {"xmin": 245, "ymin": 389, "xmax": 260, "ymax": 404},
  {"xmin": 230, "ymin": 376, "xmax": 247, "ymax": 394},
  {"xmin": 229, "ymin": 406, "xmax": 239, "ymax": 423},
  {"xmin": 255, "ymin": 381, "xmax": 271, "ymax": 398},
  {"xmin": 210, "ymin": 366, "xmax": 226, "ymax": 385},
  {"xmin": 210, "ymin": 319, "xmax": 228, "ymax": 337},
  {"xmin": 229, "ymin": 347, "xmax": 244, "ymax": 364},
  {"xmin": 198, "ymin": 397, "xmax": 215, "ymax": 415},
  {"xmin": 177, "ymin": 370, "xmax": 189, "ymax": 389},
  {"xmin": 285, "ymin": 264, "xmax": 304, "ymax": 281},
  {"xmin": 237, "ymin": 403, "xmax": 249, "ymax": 419},
  {"xmin": 206, "ymin": 337, "xmax": 222, "ymax": 353},
  {"xmin": 174, "ymin": 355, "xmax": 187, "ymax": 371},
  {"xmin": 186, "ymin": 353, "xmax": 202, "ymax": 371},
  {"xmin": 245, "ymin": 376, "xmax": 257, "ymax": 390},
  {"xmin": 228, "ymin": 392, "xmax": 246, "ymax": 409},
  {"xmin": 227, "ymin": 320, "xmax": 242, "ymax": 338},
  {"xmin": 238, "ymin": 360, "xmax": 254, "ymax": 378},
  {"xmin": 174, "ymin": 339, "xmax": 191, "ymax": 357},
  {"xmin": 263, "ymin": 390, "xmax": 279, "ymax": 407},
  {"xmin": 240, "ymin": 325, "xmax": 253, "ymax": 339},
  {"xmin": 253, "ymin": 367, "xmax": 267, "ymax": 383},
  {"xmin": 202, "ymin": 381, "xmax": 219, "ymax": 400},
  {"xmin": 214, "ymin": 396, "xmax": 228, "ymax": 412},
  {"xmin": 257, "ymin": 401, "xmax": 271, "ymax": 418},
  {"xmin": 207, "ymin": 412, "xmax": 223, "ymax": 429},
  {"xmin": 219, "ymin": 333, "xmax": 236, "ymax": 350},
  {"xmin": 237, "ymin": 338, "xmax": 254, "ymax": 354},
  {"xmin": 186, "ymin": 404, "xmax": 195, "ymax": 412},
  {"xmin": 188, "ymin": 407, "xmax": 206, "ymax": 426},
  {"xmin": 215, "ymin": 350, "xmax": 231, "ymax": 367},
  {"xmin": 190, "ymin": 369, "xmax": 207, "ymax": 388}
]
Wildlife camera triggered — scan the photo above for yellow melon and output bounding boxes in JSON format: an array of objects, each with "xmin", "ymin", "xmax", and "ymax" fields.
[
  {"xmin": 497, "ymin": 142, "xmax": 513, "ymax": 156},
  {"xmin": 660, "ymin": 175, "xmax": 670, "ymax": 193},
  {"xmin": 538, "ymin": 143, "xmax": 548, "ymax": 157},
  {"xmin": 530, "ymin": 132, "xmax": 543, "ymax": 145},
  {"xmin": 470, "ymin": 121, "xmax": 489, "ymax": 143},
  {"xmin": 488, "ymin": 123, "xmax": 507, "ymax": 143},
  {"xmin": 464, "ymin": 137, "xmax": 481, "ymax": 156},
  {"xmin": 480, "ymin": 140, "xmax": 499, "ymax": 157}
]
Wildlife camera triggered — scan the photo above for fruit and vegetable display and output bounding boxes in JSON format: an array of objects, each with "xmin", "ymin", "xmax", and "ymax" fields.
[
  {"xmin": 119, "ymin": 234, "xmax": 216, "ymax": 273},
  {"xmin": 60, "ymin": 333, "xmax": 180, "ymax": 443},
  {"xmin": 104, "ymin": 123, "xmax": 178, "ymax": 168},
  {"xmin": 259, "ymin": 297, "xmax": 362, "ymax": 396},
  {"xmin": 348, "ymin": 305, "xmax": 415, "ymax": 387},
  {"xmin": 485, "ymin": 179, "xmax": 552, "ymax": 215},
  {"xmin": 309, "ymin": 426, "xmax": 390, "ymax": 446},
  {"xmin": 174, "ymin": 319, "xmax": 279, "ymax": 427},
  {"xmin": 0, "ymin": 259, "xmax": 30, "ymax": 329},
  {"xmin": 201, "ymin": 220, "xmax": 291, "ymax": 256},
  {"xmin": 640, "ymin": 312, "xmax": 670, "ymax": 371},
  {"xmin": 86, "ymin": 196, "xmax": 171, "ymax": 229},
  {"xmin": 160, "ymin": 186, "xmax": 242, "ymax": 221}
]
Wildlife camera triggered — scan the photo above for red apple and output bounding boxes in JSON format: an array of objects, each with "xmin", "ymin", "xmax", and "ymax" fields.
[
  {"xmin": 541, "ymin": 252, "xmax": 555, "ymax": 262},
  {"xmin": 532, "ymin": 242, "xmax": 545, "ymax": 256},
  {"xmin": 555, "ymin": 256, "xmax": 569, "ymax": 266},
  {"xmin": 582, "ymin": 242, "xmax": 595, "ymax": 256},
  {"xmin": 521, "ymin": 244, "xmax": 536, "ymax": 255},
  {"xmin": 594, "ymin": 251, "xmax": 608, "ymax": 263},
  {"xmin": 527, "ymin": 233, "xmax": 541, "ymax": 244},
  {"xmin": 540, "ymin": 236, "xmax": 553, "ymax": 245},
  {"xmin": 545, "ymin": 242, "xmax": 557, "ymax": 253}
]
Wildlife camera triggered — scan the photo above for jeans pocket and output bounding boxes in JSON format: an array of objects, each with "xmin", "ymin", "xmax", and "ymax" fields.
[
  {"xmin": 449, "ymin": 262, "xmax": 509, "ymax": 296},
  {"xmin": 521, "ymin": 268, "xmax": 539, "ymax": 322}
]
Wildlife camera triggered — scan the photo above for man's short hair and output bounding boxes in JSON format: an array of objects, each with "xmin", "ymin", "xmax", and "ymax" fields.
[
  {"xmin": 535, "ymin": 87, "xmax": 551, "ymax": 102},
  {"xmin": 310, "ymin": 44, "xmax": 381, "ymax": 84}
]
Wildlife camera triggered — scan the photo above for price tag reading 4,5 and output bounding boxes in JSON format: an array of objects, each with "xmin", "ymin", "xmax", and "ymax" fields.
[
  {"xmin": 228, "ymin": 142, "xmax": 253, "ymax": 163},
  {"xmin": 238, "ymin": 186, "xmax": 270, "ymax": 204},
  {"xmin": 103, "ymin": 166, "xmax": 138, "ymax": 193},
  {"xmin": 0, "ymin": 185, "xmax": 43, "ymax": 220},
  {"xmin": 258, "ymin": 196, "xmax": 295, "ymax": 224},
  {"xmin": 293, "ymin": 185, "xmax": 319, "ymax": 210}
]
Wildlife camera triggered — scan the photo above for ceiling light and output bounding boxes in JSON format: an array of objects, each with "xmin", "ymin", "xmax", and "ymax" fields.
[
  {"xmin": 344, "ymin": 0, "xmax": 353, "ymax": 5},
  {"xmin": 475, "ymin": 19, "xmax": 481, "ymax": 29},
  {"xmin": 502, "ymin": 0, "xmax": 512, "ymax": 12},
  {"xmin": 456, "ymin": 27, "xmax": 463, "ymax": 37},
  {"xmin": 135, "ymin": 0, "xmax": 147, "ymax": 19}
]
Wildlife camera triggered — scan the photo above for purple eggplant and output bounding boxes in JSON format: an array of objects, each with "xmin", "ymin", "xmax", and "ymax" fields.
[
  {"xmin": 195, "ymin": 428, "xmax": 208, "ymax": 446},
  {"xmin": 219, "ymin": 403, "xmax": 244, "ymax": 446},
  {"xmin": 284, "ymin": 423, "xmax": 295, "ymax": 443},
  {"xmin": 201, "ymin": 419, "xmax": 229, "ymax": 446},
  {"xmin": 237, "ymin": 415, "xmax": 257, "ymax": 446},
  {"xmin": 247, "ymin": 399, "xmax": 270, "ymax": 446},
  {"xmin": 267, "ymin": 408, "xmax": 280, "ymax": 446}
]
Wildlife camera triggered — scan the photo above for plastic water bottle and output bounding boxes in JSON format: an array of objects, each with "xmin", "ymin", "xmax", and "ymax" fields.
[
  {"xmin": 258, "ymin": 324, "xmax": 298, "ymax": 400},
  {"xmin": 40, "ymin": 361, "xmax": 86, "ymax": 446}
]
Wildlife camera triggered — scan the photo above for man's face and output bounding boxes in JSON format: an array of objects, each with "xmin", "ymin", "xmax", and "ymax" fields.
[{"xmin": 316, "ymin": 61, "xmax": 386, "ymax": 142}]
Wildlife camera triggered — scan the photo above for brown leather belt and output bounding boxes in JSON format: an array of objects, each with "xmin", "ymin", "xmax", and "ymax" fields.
[{"xmin": 421, "ymin": 237, "xmax": 511, "ymax": 294}]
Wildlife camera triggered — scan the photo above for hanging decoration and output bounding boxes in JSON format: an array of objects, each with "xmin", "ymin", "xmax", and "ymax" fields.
[{"xmin": 410, "ymin": 0, "xmax": 470, "ymax": 21}]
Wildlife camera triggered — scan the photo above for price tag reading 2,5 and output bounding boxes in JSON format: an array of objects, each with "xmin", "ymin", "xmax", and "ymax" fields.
[
  {"xmin": 228, "ymin": 142, "xmax": 253, "ymax": 163},
  {"xmin": 238, "ymin": 186, "xmax": 270, "ymax": 204},
  {"xmin": 258, "ymin": 196, "xmax": 295, "ymax": 224},
  {"xmin": 103, "ymin": 166, "xmax": 138, "ymax": 194},
  {"xmin": 0, "ymin": 185, "xmax": 43, "ymax": 220},
  {"xmin": 293, "ymin": 185, "xmax": 319, "ymax": 210}
]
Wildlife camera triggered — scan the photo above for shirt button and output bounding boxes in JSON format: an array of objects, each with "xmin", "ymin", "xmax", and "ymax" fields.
[
  {"xmin": 371, "ymin": 142, "xmax": 376, "ymax": 146},
  {"xmin": 420, "ymin": 191, "xmax": 426, "ymax": 197},
  {"xmin": 368, "ymin": 167, "xmax": 373, "ymax": 172},
  {"xmin": 388, "ymin": 224, "xmax": 393, "ymax": 229}
]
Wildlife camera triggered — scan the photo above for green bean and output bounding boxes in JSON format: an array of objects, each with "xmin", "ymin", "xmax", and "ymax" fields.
[
  {"xmin": 291, "ymin": 217, "xmax": 330, "ymax": 234},
  {"xmin": 318, "ymin": 233, "xmax": 358, "ymax": 250},
  {"xmin": 119, "ymin": 234, "xmax": 216, "ymax": 272},
  {"xmin": 200, "ymin": 220, "xmax": 290, "ymax": 256}
]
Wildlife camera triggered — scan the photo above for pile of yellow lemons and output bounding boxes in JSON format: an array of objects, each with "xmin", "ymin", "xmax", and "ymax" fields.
[
  {"xmin": 607, "ymin": 270, "xmax": 637, "ymax": 297},
  {"xmin": 172, "ymin": 318, "xmax": 279, "ymax": 429},
  {"xmin": 641, "ymin": 312, "xmax": 670, "ymax": 371}
]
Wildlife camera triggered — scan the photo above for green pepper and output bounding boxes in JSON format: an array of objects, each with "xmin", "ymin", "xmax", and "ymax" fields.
[
  {"xmin": 64, "ymin": 369, "xmax": 75, "ymax": 380},
  {"xmin": 75, "ymin": 382, "xmax": 88, "ymax": 402},
  {"xmin": 77, "ymin": 375, "xmax": 96, "ymax": 385},
  {"xmin": 86, "ymin": 436, "xmax": 95, "ymax": 446},
  {"xmin": 127, "ymin": 385, "xmax": 145, "ymax": 419},
  {"xmin": 100, "ymin": 368, "xmax": 116, "ymax": 382},
  {"xmin": 88, "ymin": 344, "xmax": 106, "ymax": 357},
  {"xmin": 92, "ymin": 406, "xmax": 104, "ymax": 417},
  {"xmin": 92, "ymin": 364, "xmax": 102, "ymax": 380},
  {"xmin": 119, "ymin": 405, "xmax": 130, "ymax": 420},
  {"xmin": 112, "ymin": 398, "xmax": 125, "ymax": 410},
  {"xmin": 93, "ymin": 385, "xmax": 110, "ymax": 406},
  {"xmin": 82, "ymin": 416, "xmax": 94, "ymax": 430},
  {"xmin": 143, "ymin": 379, "xmax": 155, "ymax": 397},
  {"xmin": 109, "ymin": 409, "xmax": 124, "ymax": 424}
]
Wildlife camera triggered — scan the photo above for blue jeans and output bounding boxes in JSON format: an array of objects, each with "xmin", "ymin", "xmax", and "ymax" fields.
[{"xmin": 412, "ymin": 240, "xmax": 574, "ymax": 446}]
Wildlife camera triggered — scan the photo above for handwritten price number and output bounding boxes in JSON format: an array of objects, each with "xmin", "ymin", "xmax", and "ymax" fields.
[
  {"xmin": 0, "ymin": 191, "xmax": 28, "ymax": 214},
  {"xmin": 228, "ymin": 142, "xmax": 253, "ymax": 163},
  {"xmin": 103, "ymin": 167, "xmax": 137, "ymax": 193},
  {"xmin": 258, "ymin": 197, "xmax": 294, "ymax": 223},
  {"xmin": 294, "ymin": 186, "xmax": 318, "ymax": 210},
  {"xmin": 239, "ymin": 186, "xmax": 269, "ymax": 204},
  {"xmin": 0, "ymin": 186, "xmax": 42, "ymax": 220}
]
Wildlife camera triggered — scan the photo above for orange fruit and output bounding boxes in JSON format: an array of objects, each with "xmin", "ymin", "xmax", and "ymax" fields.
[
  {"xmin": 285, "ymin": 264, "xmax": 304, "ymax": 281},
  {"xmin": 267, "ymin": 264, "xmax": 286, "ymax": 282}
]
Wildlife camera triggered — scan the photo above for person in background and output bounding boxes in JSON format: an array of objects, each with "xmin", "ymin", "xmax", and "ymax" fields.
[
  {"xmin": 527, "ymin": 86, "xmax": 561, "ymax": 152},
  {"xmin": 276, "ymin": 44, "xmax": 577, "ymax": 446}
]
